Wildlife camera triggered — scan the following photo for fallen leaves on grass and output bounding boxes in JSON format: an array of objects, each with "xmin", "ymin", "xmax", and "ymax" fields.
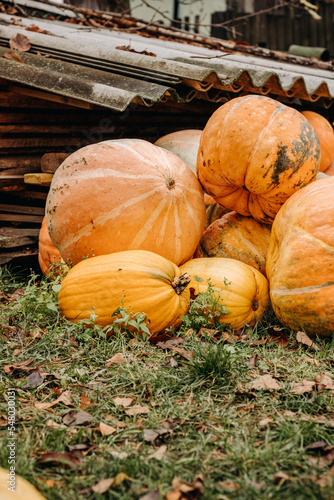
[
  {"xmin": 166, "ymin": 475, "xmax": 204, "ymax": 500},
  {"xmin": 248, "ymin": 374, "xmax": 281, "ymax": 391},
  {"xmin": 79, "ymin": 394, "xmax": 91, "ymax": 410},
  {"xmin": 21, "ymin": 370, "xmax": 44, "ymax": 389},
  {"xmin": 316, "ymin": 465, "xmax": 334, "ymax": 488},
  {"xmin": 296, "ymin": 331, "xmax": 319, "ymax": 351},
  {"xmin": 35, "ymin": 390, "xmax": 73, "ymax": 409},
  {"xmin": 99, "ymin": 422, "xmax": 117, "ymax": 436},
  {"xmin": 125, "ymin": 405, "xmax": 150, "ymax": 416},
  {"xmin": 37, "ymin": 451, "xmax": 82, "ymax": 467},
  {"xmin": 114, "ymin": 397, "xmax": 134, "ymax": 407},
  {"xmin": 91, "ymin": 472, "xmax": 129, "ymax": 494},
  {"xmin": 304, "ymin": 357, "xmax": 319, "ymax": 367},
  {"xmin": 220, "ymin": 481, "xmax": 239, "ymax": 491},
  {"xmin": 63, "ymin": 409, "xmax": 94, "ymax": 426},
  {"xmin": 139, "ymin": 489, "xmax": 160, "ymax": 500},
  {"xmin": 172, "ymin": 347, "xmax": 193, "ymax": 361},
  {"xmin": 267, "ymin": 327, "xmax": 289, "ymax": 347},
  {"xmin": 290, "ymin": 379, "xmax": 315, "ymax": 395},
  {"xmin": 144, "ymin": 429, "xmax": 159, "ymax": 442},
  {"xmin": 148, "ymin": 444, "xmax": 167, "ymax": 460},
  {"xmin": 258, "ymin": 417, "xmax": 275, "ymax": 426},
  {"xmin": 156, "ymin": 338, "xmax": 184, "ymax": 350},
  {"xmin": 106, "ymin": 353, "xmax": 126, "ymax": 366},
  {"xmin": 308, "ymin": 447, "xmax": 334, "ymax": 468},
  {"xmin": 273, "ymin": 471, "xmax": 291, "ymax": 484},
  {"xmin": 315, "ymin": 373, "xmax": 334, "ymax": 392},
  {"xmin": 4, "ymin": 357, "xmax": 35, "ymax": 374},
  {"xmin": 9, "ymin": 33, "xmax": 31, "ymax": 51}
]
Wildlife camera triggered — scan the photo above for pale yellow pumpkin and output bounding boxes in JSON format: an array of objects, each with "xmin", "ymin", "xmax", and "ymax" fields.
[
  {"xmin": 58, "ymin": 250, "xmax": 190, "ymax": 338},
  {"xmin": 180, "ymin": 257, "xmax": 270, "ymax": 329}
]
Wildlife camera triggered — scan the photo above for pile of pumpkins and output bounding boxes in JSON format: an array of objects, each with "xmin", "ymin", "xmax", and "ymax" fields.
[{"xmin": 38, "ymin": 95, "xmax": 334, "ymax": 338}]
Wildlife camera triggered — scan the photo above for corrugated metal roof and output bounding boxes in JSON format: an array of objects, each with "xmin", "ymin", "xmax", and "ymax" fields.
[{"xmin": 0, "ymin": 3, "xmax": 333, "ymax": 112}]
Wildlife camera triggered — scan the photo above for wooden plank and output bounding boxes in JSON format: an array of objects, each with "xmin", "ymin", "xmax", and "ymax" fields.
[
  {"xmin": 13, "ymin": 189, "xmax": 49, "ymax": 200},
  {"xmin": 0, "ymin": 175, "xmax": 24, "ymax": 187},
  {"xmin": 0, "ymin": 227, "xmax": 40, "ymax": 249},
  {"xmin": 0, "ymin": 214, "xmax": 44, "ymax": 223},
  {"xmin": 0, "ymin": 247, "xmax": 38, "ymax": 265},
  {"xmin": 24, "ymin": 173, "xmax": 53, "ymax": 186},
  {"xmin": 0, "ymin": 138, "xmax": 80, "ymax": 148},
  {"xmin": 41, "ymin": 153, "xmax": 70, "ymax": 173},
  {"xmin": 9, "ymin": 86, "xmax": 93, "ymax": 110},
  {"xmin": 0, "ymin": 204, "xmax": 45, "ymax": 215}
]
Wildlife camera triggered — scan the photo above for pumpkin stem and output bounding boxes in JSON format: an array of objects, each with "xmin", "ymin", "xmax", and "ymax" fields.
[
  {"xmin": 166, "ymin": 177, "xmax": 176, "ymax": 190},
  {"xmin": 172, "ymin": 273, "xmax": 191, "ymax": 294}
]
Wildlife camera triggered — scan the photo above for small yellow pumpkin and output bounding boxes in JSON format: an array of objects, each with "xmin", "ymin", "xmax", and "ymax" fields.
[
  {"xmin": 180, "ymin": 257, "xmax": 270, "ymax": 329},
  {"xmin": 58, "ymin": 250, "xmax": 190, "ymax": 338}
]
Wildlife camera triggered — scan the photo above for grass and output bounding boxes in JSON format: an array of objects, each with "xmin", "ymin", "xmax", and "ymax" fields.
[{"xmin": 1, "ymin": 265, "xmax": 334, "ymax": 499}]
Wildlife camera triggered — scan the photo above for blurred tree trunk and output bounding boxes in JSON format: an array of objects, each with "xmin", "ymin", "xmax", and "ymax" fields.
[{"xmin": 67, "ymin": 0, "xmax": 129, "ymax": 13}]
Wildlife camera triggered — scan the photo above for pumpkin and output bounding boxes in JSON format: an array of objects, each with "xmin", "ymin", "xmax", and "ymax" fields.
[
  {"xmin": 180, "ymin": 257, "xmax": 270, "ymax": 329},
  {"xmin": 266, "ymin": 177, "xmax": 334, "ymax": 336},
  {"xmin": 324, "ymin": 162, "xmax": 334, "ymax": 176},
  {"xmin": 0, "ymin": 467, "xmax": 46, "ymax": 499},
  {"xmin": 301, "ymin": 111, "xmax": 334, "ymax": 172},
  {"xmin": 195, "ymin": 211, "xmax": 271, "ymax": 275},
  {"xmin": 38, "ymin": 217, "xmax": 68, "ymax": 278},
  {"xmin": 197, "ymin": 95, "xmax": 320, "ymax": 224},
  {"xmin": 46, "ymin": 139, "xmax": 206, "ymax": 267},
  {"xmin": 154, "ymin": 129, "xmax": 202, "ymax": 174},
  {"xmin": 58, "ymin": 249, "xmax": 190, "ymax": 338},
  {"xmin": 203, "ymin": 193, "xmax": 231, "ymax": 229}
]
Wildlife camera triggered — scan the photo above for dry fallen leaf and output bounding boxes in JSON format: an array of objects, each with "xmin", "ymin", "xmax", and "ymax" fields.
[
  {"xmin": 99, "ymin": 422, "xmax": 117, "ymax": 436},
  {"xmin": 315, "ymin": 373, "xmax": 334, "ymax": 392},
  {"xmin": 80, "ymin": 394, "xmax": 91, "ymax": 410},
  {"xmin": 9, "ymin": 33, "xmax": 31, "ymax": 51},
  {"xmin": 308, "ymin": 449, "xmax": 334, "ymax": 468},
  {"xmin": 34, "ymin": 390, "xmax": 73, "ymax": 409},
  {"xmin": 139, "ymin": 489, "xmax": 160, "ymax": 500},
  {"xmin": 316, "ymin": 464, "xmax": 334, "ymax": 488},
  {"xmin": 166, "ymin": 475, "xmax": 204, "ymax": 499},
  {"xmin": 249, "ymin": 374, "xmax": 281, "ymax": 391},
  {"xmin": 62, "ymin": 409, "xmax": 94, "ymax": 426},
  {"xmin": 4, "ymin": 357, "xmax": 35, "ymax": 374},
  {"xmin": 2, "ymin": 51, "xmax": 25, "ymax": 63},
  {"xmin": 37, "ymin": 451, "xmax": 82, "ymax": 467},
  {"xmin": 21, "ymin": 370, "xmax": 44, "ymax": 389},
  {"xmin": 304, "ymin": 357, "xmax": 319, "ymax": 367},
  {"xmin": 113, "ymin": 397, "xmax": 134, "ymax": 407},
  {"xmin": 125, "ymin": 405, "xmax": 150, "ymax": 416},
  {"xmin": 156, "ymin": 338, "xmax": 184, "ymax": 350},
  {"xmin": 109, "ymin": 450, "xmax": 128, "ymax": 459},
  {"xmin": 273, "ymin": 471, "xmax": 290, "ymax": 484},
  {"xmin": 106, "ymin": 353, "xmax": 126, "ymax": 366},
  {"xmin": 172, "ymin": 347, "xmax": 193, "ymax": 361},
  {"xmin": 220, "ymin": 481, "xmax": 239, "ymax": 491},
  {"xmin": 290, "ymin": 379, "xmax": 315, "ymax": 395},
  {"xmin": 259, "ymin": 417, "xmax": 275, "ymax": 426},
  {"xmin": 268, "ymin": 327, "xmax": 289, "ymax": 347},
  {"xmin": 144, "ymin": 429, "xmax": 159, "ymax": 442},
  {"xmin": 148, "ymin": 444, "xmax": 167, "ymax": 460},
  {"xmin": 92, "ymin": 477, "xmax": 115, "ymax": 494},
  {"xmin": 296, "ymin": 331, "xmax": 319, "ymax": 351}
]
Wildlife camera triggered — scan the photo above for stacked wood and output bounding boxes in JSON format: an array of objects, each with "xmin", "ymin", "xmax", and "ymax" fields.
[{"xmin": 0, "ymin": 82, "xmax": 217, "ymax": 266}]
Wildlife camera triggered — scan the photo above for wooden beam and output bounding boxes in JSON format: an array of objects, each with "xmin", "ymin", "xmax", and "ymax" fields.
[
  {"xmin": 0, "ymin": 204, "xmax": 45, "ymax": 215},
  {"xmin": 24, "ymin": 173, "xmax": 53, "ymax": 186},
  {"xmin": 0, "ymin": 248, "xmax": 39, "ymax": 265},
  {"xmin": 0, "ymin": 228, "xmax": 40, "ymax": 249},
  {"xmin": 41, "ymin": 153, "xmax": 70, "ymax": 173},
  {"xmin": 0, "ymin": 214, "xmax": 44, "ymax": 223},
  {"xmin": 9, "ymin": 86, "xmax": 93, "ymax": 110},
  {"xmin": 0, "ymin": 138, "xmax": 80, "ymax": 148}
]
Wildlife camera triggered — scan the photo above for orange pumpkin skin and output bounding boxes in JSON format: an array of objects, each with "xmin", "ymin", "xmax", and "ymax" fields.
[
  {"xmin": 195, "ymin": 211, "xmax": 271, "ymax": 276},
  {"xmin": 204, "ymin": 194, "xmax": 230, "ymax": 229},
  {"xmin": 301, "ymin": 111, "xmax": 334, "ymax": 172},
  {"xmin": 266, "ymin": 177, "xmax": 334, "ymax": 337},
  {"xmin": 324, "ymin": 162, "xmax": 334, "ymax": 176},
  {"xmin": 180, "ymin": 257, "xmax": 270, "ymax": 329},
  {"xmin": 154, "ymin": 129, "xmax": 202, "ymax": 174},
  {"xmin": 46, "ymin": 139, "xmax": 206, "ymax": 267},
  {"xmin": 38, "ymin": 217, "xmax": 67, "ymax": 278},
  {"xmin": 197, "ymin": 95, "xmax": 320, "ymax": 224}
]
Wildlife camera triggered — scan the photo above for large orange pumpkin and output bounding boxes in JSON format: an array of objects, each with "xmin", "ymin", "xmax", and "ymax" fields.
[
  {"xmin": 38, "ymin": 217, "xmax": 67, "ymax": 278},
  {"xmin": 195, "ymin": 211, "xmax": 271, "ymax": 275},
  {"xmin": 58, "ymin": 250, "xmax": 190, "ymax": 338},
  {"xmin": 154, "ymin": 129, "xmax": 202, "ymax": 174},
  {"xmin": 180, "ymin": 257, "xmax": 270, "ymax": 329},
  {"xmin": 197, "ymin": 95, "xmax": 320, "ymax": 224},
  {"xmin": 46, "ymin": 139, "xmax": 206, "ymax": 267},
  {"xmin": 301, "ymin": 111, "xmax": 334, "ymax": 173},
  {"xmin": 266, "ymin": 177, "xmax": 334, "ymax": 337}
]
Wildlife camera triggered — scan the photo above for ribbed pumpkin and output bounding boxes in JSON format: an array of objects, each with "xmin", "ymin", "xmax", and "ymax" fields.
[
  {"xmin": 204, "ymin": 194, "xmax": 231, "ymax": 229},
  {"xmin": 266, "ymin": 177, "xmax": 334, "ymax": 337},
  {"xmin": 46, "ymin": 139, "xmax": 206, "ymax": 267},
  {"xmin": 0, "ymin": 467, "xmax": 46, "ymax": 500},
  {"xmin": 301, "ymin": 111, "xmax": 334, "ymax": 172},
  {"xmin": 195, "ymin": 211, "xmax": 271, "ymax": 275},
  {"xmin": 197, "ymin": 95, "xmax": 320, "ymax": 224},
  {"xmin": 58, "ymin": 250, "xmax": 190, "ymax": 338},
  {"xmin": 38, "ymin": 217, "xmax": 68, "ymax": 278},
  {"xmin": 180, "ymin": 257, "xmax": 270, "ymax": 329},
  {"xmin": 154, "ymin": 129, "xmax": 202, "ymax": 173}
]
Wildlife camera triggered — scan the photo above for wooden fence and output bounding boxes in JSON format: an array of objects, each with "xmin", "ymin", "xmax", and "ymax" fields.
[{"xmin": 212, "ymin": 1, "xmax": 334, "ymax": 57}]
